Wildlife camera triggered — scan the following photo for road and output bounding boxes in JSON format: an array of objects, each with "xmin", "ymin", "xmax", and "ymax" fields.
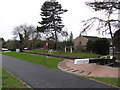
[{"xmin": 2, "ymin": 55, "xmax": 118, "ymax": 89}]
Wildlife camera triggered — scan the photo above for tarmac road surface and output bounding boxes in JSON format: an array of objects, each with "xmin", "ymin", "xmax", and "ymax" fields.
[{"xmin": 2, "ymin": 55, "xmax": 118, "ymax": 89}]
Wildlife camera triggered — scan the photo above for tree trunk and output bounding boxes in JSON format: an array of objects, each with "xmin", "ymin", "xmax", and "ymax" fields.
[
  {"xmin": 53, "ymin": 12, "xmax": 58, "ymax": 50},
  {"xmin": 108, "ymin": 22, "xmax": 115, "ymax": 55},
  {"xmin": 54, "ymin": 29, "xmax": 58, "ymax": 50}
]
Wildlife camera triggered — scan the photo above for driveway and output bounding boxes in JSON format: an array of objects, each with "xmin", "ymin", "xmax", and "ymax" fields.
[{"xmin": 2, "ymin": 55, "xmax": 118, "ymax": 88}]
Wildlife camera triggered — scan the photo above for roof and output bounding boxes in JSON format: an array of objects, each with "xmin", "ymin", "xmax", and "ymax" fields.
[
  {"xmin": 83, "ymin": 36, "xmax": 99, "ymax": 41},
  {"xmin": 75, "ymin": 35, "xmax": 112, "ymax": 42}
]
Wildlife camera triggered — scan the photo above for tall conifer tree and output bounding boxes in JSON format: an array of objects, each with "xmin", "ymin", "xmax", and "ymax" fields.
[{"xmin": 37, "ymin": 0, "xmax": 67, "ymax": 50}]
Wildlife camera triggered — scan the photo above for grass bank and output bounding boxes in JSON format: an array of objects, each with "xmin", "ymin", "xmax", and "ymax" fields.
[
  {"xmin": 31, "ymin": 49, "xmax": 99, "ymax": 58},
  {"xmin": 3, "ymin": 52, "xmax": 63, "ymax": 70},
  {"xmin": 2, "ymin": 68, "xmax": 30, "ymax": 88},
  {"xmin": 85, "ymin": 76, "xmax": 120, "ymax": 87}
]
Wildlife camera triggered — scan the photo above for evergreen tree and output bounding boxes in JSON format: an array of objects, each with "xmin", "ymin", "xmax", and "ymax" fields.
[
  {"xmin": 1, "ymin": 38, "xmax": 6, "ymax": 48},
  {"xmin": 86, "ymin": 40, "xmax": 95, "ymax": 53},
  {"xmin": 37, "ymin": 0, "xmax": 67, "ymax": 50},
  {"xmin": 68, "ymin": 31, "xmax": 73, "ymax": 46},
  {"xmin": 94, "ymin": 38, "xmax": 110, "ymax": 55}
]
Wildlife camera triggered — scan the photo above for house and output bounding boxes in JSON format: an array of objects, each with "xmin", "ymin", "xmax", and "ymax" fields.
[{"xmin": 73, "ymin": 35, "xmax": 99, "ymax": 52}]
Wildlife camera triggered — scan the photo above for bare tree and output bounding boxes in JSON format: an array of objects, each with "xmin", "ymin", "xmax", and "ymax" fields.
[
  {"xmin": 13, "ymin": 24, "xmax": 41, "ymax": 51},
  {"xmin": 81, "ymin": 0, "xmax": 120, "ymax": 55}
]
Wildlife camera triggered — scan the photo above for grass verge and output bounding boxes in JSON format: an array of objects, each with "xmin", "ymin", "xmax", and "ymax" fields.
[
  {"xmin": 32, "ymin": 49, "xmax": 99, "ymax": 58},
  {"xmin": 3, "ymin": 52, "xmax": 63, "ymax": 70},
  {"xmin": 2, "ymin": 68, "xmax": 30, "ymax": 88},
  {"xmin": 83, "ymin": 76, "xmax": 120, "ymax": 87}
]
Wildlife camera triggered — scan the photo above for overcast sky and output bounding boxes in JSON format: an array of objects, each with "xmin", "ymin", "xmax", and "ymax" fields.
[{"xmin": 0, "ymin": 0, "xmax": 114, "ymax": 41}]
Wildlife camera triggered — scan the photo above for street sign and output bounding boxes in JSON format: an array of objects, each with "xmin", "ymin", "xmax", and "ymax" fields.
[{"xmin": 46, "ymin": 42, "xmax": 48, "ymax": 47}]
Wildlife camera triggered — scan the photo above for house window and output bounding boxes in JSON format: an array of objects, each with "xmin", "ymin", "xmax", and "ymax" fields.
[{"xmin": 79, "ymin": 41, "xmax": 82, "ymax": 45}]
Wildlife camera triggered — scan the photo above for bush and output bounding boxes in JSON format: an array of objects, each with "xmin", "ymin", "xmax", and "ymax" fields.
[
  {"xmin": 86, "ymin": 38, "xmax": 110, "ymax": 55},
  {"xmin": 94, "ymin": 38, "xmax": 110, "ymax": 55},
  {"xmin": 116, "ymin": 54, "xmax": 120, "ymax": 61},
  {"xmin": 86, "ymin": 40, "xmax": 95, "ymax": 53}
]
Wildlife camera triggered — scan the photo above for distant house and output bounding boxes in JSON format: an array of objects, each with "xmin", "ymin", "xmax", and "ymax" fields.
[{"xmin": 73, "ymin": 35, "xmax": 99, "ymax": 52}]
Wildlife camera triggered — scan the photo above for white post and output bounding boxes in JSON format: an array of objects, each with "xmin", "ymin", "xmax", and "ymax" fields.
[
  {"xmin": 70, "ymin": 46, "xmax": 72, "ymax": 53},
  {"xmin": 65, "ymin": 46, "xmax": 66, "ymax": 52},
  {"xmin": 16, "ymin": 49, "xmax": 20, "ymax": 52}
]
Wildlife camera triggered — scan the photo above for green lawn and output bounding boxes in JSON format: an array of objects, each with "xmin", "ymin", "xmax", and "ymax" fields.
[
  {"xmin": 60, "ymin": 52, "xmax": 98, "ymax": 58},
  {"xmin": 2, "ymin": 68, "xmax": 30, "ymax": 88},
  {"xmin": 85, "ymin": 76, "xmax": 120, "ymax": 87},
  {"xmin": 3, "ymin": 52, "xmax": 63, "ymax": 70},
  {"xmin": 32, "ymin": 49, "xmax": 99, "ymax": 58}
]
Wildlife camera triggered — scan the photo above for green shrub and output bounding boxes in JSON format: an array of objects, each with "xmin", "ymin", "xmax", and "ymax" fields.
[
  {"xmin": 94, "ymin": 38, "xmax": 110, "ymax": 55},
  {"xmin": 116, "ymin": 54, "xmax": 120, "ymax": 61}
]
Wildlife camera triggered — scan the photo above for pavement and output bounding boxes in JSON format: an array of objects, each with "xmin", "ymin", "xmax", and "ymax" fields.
[
  {"xmin": 2, "ymin": 55, "xmax": 119, "ymax": 88},
  {"xmin": 58, "ymin": 60, "xmax": 119, "ymax": 78}
]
